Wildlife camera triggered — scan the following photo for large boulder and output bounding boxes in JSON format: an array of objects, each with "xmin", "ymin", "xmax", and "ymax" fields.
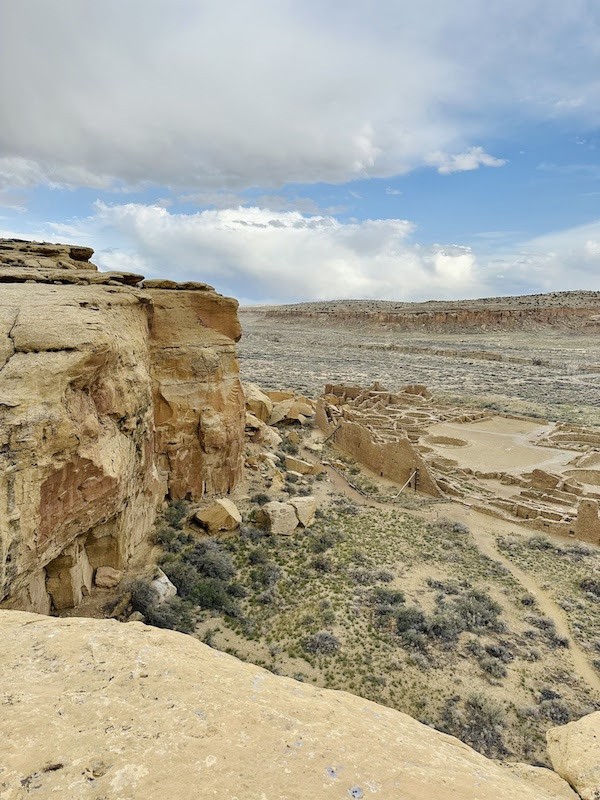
[
  {"xmin": 195, "ymin": 499, "xmax": 242, "ymax": 533},
  {"xmin": 284, "ymin": 455, "xmax": 315, "ymax": 475},
  {"xmin": 149, "ymin": 569, "xmax": 177, "ymax": 603},
  {"xmin": 245, "ymin": 412, "xmax": 282, "ymax": 450},
  {"xmin": 244, "ymin": 383, "xmax": 273, "ymax": 423},
  {"xmin": 547, "ymin": 711, "xmax": 600, "ymax": 800},
  {"xmin": 290, "ymin": 496, "xmax": 317, "ymax": 527},
  {"xmin": 258, "ymin": 501, "xmax": 298, "ymax": 535},
  {"xmin": 94, "ymin": 566, "xmax": 123, "ymax": 589}
]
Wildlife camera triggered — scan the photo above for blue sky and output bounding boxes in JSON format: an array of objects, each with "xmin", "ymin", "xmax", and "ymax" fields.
[{"xmin": 1, "ymin": 0, "xmax": 600, "ymax": 303}]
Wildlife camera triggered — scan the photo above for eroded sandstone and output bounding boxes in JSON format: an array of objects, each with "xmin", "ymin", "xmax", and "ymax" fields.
[{"xmin": 0, "ymin": 239, "xmax": 245, "ymax": 613}]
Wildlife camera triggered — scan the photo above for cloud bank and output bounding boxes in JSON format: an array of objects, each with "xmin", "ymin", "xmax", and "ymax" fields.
[
  {"xmin": 1, "ymin": 0, "xmax": 599, "ymax": 191},
  {"xmin": 32, "ymin": 202, "xmax": 598, "ymax": 304}
]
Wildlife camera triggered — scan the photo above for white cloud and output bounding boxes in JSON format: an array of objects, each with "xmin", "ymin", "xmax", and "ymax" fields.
[
  {"xmin": 427, "ymin": 147, "xmax": 507, "ymax": 174},
  {"xmin": 0, "ymin": 1, "xmax": 598, "ymax": 191},
  {"xmin": 44, "ymin": 203, "xmax": 485, "ymax": 303}
]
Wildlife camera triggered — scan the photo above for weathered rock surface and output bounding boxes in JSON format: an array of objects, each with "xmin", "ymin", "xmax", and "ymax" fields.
[
  {"xmin": 149, "ymin": 569, "xmax": 177, "ymax": 603},
  {"xmin": 0, "ymin": 239, "xmax": 245, "ymax": 613},
  {"xmin": 547, "ymin": 711, "xmax": 600, "ymax": 799},
  {"xmin": 194, "ymin": 499, "xmax": 242, "ymax": 533},
  {"xmin": 290, "ymin": 495, "xmax": 317, "ymax": 527},
  {"xmin": 0, "ymin": 610, "xmax": 578, "ymax": 800},
  {"xmin": 257, "ymin": 500, "xmax": 299, "ymax": 535},
  {"xmin": 284, "ymin": 454, "xmax": 315, "ymax": 474},
  {"xmin": 244, "ymin": 382, "xmax": 273, "ymax": 422},
  {"xmin": 94, "ymin": 566, "xmax": 123, "ymax": 589}
]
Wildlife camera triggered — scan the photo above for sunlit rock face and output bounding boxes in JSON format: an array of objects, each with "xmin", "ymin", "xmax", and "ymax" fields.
[
  {"xmin": 0, "ymin": 239, "xmax": 244, "ymax": 613},
  {"xmin": 0, "ymin": 610, "xmax": 581, "ymax": 800}
]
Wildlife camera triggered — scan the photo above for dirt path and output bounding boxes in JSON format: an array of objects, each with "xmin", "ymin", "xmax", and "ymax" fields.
[{"xmin": 311, "ymin": 451, "xmax": 600, "ymax": 696}]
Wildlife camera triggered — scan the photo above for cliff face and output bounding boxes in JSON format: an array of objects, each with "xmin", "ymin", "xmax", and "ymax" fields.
[
  {"xmin": 0, "ymin": 240, "xmax": 244, "ymax": 613},
  {"xmin": 0, "ymin": 611, "xmax": 582, "ymax": 800},
  {"xmin": 257, "ymin": 291, "xmax": 600, "ymax": 332}
]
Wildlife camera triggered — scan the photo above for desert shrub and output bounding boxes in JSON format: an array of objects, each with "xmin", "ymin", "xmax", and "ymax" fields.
[
  {"xmin": 129, "ymin": 578, "xmax": 156, "ymax": 615},
  {"xmin": 162, "ymin": 560, "xmax": 204, "ymax": 597},
  {"xmin": 427, "ymin": 578, "xmax": 462, "ymax": 595},
  {"xmin": 452, "ymin": 590, "xmax": 504, "ymax": 633},
  {"xmin": 154, "ymin": 524, "xmax": 193, "ymax": 552},
  {"xmin": 250, "ymin": 493, "xmax": 270, "ymax": 506},
  {"xmin": 311, "ymin": 556, "xmax": 333, "ymax": 573},
  {"xmin": 520, "ymin": 593, "xmax": 536, "ymax": 606},
  {"xmin": 480, "ymin": 657, "xmax": 507, "ymax": 679},
  {"xmin": 371, "ymin": 587, "xmax": 405, "ymax": 606},
  {"xmin": 538, "ymin": 698, "xmax": 577, "ymax": 725},
  {"xmin": 485, "ymin": 642, "xmax": 514, "ymax": 663},
  {"xmin": 248, "ymin": 546, "xmax": 269, "ymax": 565},
  {"xmin": 144, "ymin": 596, "xmax": 195, "ymax": 633},
  {"xmin": 401, "ymin": 629, "xmax": 429, "ymax": 652},
  {"xmin": 376, "ymin": 569, "xmax": 394, "ymax": 583},
  {"xmin": 528, "ymin": 534, "xmax": 553, "ymax": 551},
  {"xmin": 309, "ymin": 530, "xmax": 341, "ymax": 553},
  {"xmin": 162, "ymin": 499, "xmax": 189, "ymax": 529},
  {"xmin": 348, "ymin": 568, "xmax": 378, "ymax": 585},
  {"xmin": 395, "ymin": 606, "xmax": 427, "ymax": 634},
  {"xmin": 187, "ymin": 539, "xmax": 235, "ymax": 581},
  {"xmin": 250, "ymin": 561, "xmax": 280, "ymax": 588},
  {"xmin": 190, "ymin": 578, "xmax": 238, "ymax": 614},
  {"xmin": 280, "ymin": 440, "xmax": 299, "ymax": 455},
  {"xmin": 440, "ymin": 693, "xmax": 507, "ymax": 758},
  {"xmin": 580, "ymin": 577, "xmax": 600, "ymax": 597},
  {"xmin": 286, "ymin": 472, "xmax": 299, "ymax": 483},
  {"xmin": 426, "ymin": 611, "xmax": 463, "ymax": 643},
  {"xmin": 427, "ymin": 518, "xmax": 470, "ymax": 536},
  {"xmin": 302, "ymin": 631, "xmax": 341, "ymax": 655}
]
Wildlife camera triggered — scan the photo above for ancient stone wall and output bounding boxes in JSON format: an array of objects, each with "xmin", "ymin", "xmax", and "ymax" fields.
[
  {"xmin": 332, "ymin": 420, "xmax": 442, "ymax": 496},
  {"xmin": 0, "ymin": 240, "xmax": 245, "ymax": 612}
]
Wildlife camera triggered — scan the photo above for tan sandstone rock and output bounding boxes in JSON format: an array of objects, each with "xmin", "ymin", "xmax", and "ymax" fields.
[
  {"xmin": 547, "ymin": 711, "xmax": 600, "ymax": 800},
  {"xmin": 505, "ymin": 763, "xmax": 579, "ymax": 799},
  {"xmin": 290, "ymin": 496, "xmax": 317, "ymax": 527},
  {"xmin": 195, "ymin": 499, "xmax": 242, "ymax": 533},
  {"xmin": 0, "ymin": 610, "xmax": 574, "ymax": 800},
  {"xmin": 284, "ymin": 454, "xmax": 315, "ymax": 474},
  {"xmin": 257, "ymin": 500, "xmax": 298, "ymax": 535},
  {"xmin": 94, "ymin": 566, "xmax": 123, "ymax": 589},
  {"xmin": 0, "ymin": 239, "xmax": 245, "ymax": 613},
  {"xmin": 244, "ymin": 382, "xmax": 273, "ymax": 422}
]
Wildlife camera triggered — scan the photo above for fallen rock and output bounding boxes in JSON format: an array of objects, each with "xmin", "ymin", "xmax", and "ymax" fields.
[
  {"xmin": 0, "ymin": 610, "xmax": 573, "ymax": 800},
  {"xmin": 195, "ymin": 499, "xmax": 242, "ymax": 533},
  {"xmin": 245, "ymin": 413, "xmax": 283, "ymax": 449},
  {"xmin": 94, "ymin": 566, "xmax": 123, "ymax": 589},
  {"xmin": 547, "ymin": 711, "xmax": 600, "ymax": 800},
  {"xmin": 284, "ymin": 455, "xmax": 315, "ymax": 475},
  {"xmin": 127, "ymin": 611, "xmax": 145, "ymax": 623},
  {"xmin": 269, "ymin": 471, "xmax": 285, "ymax": 492},
  {"xmin": 244, "ymin": 383, "xmax": 273, "ymax": 423},
  {"xmin": 269, "ymin": 398, "xmax": 315, "ymax": 425},
  {"xmin": 257, "ymin": 501, "xmax": 298, "ymax": 535},
  {"xmin": 150, "ymin": 569, "xmax": 177, "ymax": 603},
  {"xmin": 290, "ymin": 496, "xmax": 317, "ymax": 527}
]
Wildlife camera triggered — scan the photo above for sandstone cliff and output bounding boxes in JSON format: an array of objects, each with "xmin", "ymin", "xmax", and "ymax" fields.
[
  {"xmin": 0, "ymin": 240, "xmax": 245, "ymax": 614},
  {"xmin": 0, "ymin": 610, "xmax": 584, "ymax": 800},
  {"xmin": 254, "ymin": 291, "xmax": 600, "ymax": 332}
]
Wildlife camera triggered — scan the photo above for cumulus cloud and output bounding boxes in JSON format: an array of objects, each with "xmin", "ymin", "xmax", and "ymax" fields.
[
  {"xmin": 426, "ymin": 147, "xmax": 507, "ymax": 174},
  {"xmin": 44, "ymin": 203, "xmax": 484, "ymax": 303},
  {"xmin": 1, "ymin": 1, "xmax": 598, "ymax": 191}
]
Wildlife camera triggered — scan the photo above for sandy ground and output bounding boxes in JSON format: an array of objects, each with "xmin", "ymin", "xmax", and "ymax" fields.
[{"xmin": 425, "ymin": 417, "xmax": 578, "ymax": 474}]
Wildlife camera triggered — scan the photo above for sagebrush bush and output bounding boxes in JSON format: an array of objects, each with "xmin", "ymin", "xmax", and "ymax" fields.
[{"xmin": 303, "ymin": 631, "xmax": 341, "ymax": 655}]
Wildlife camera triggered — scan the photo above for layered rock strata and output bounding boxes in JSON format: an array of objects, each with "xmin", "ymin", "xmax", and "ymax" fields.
[
  {"xmin": 0, "ymin": 610, "xmax": 583, "ymax": 800},
  {"xmin": 257, "ymin": 291, "xmax": 600, "ymax": 332},
  {"xmin": 0, "ymin": 240, "xmax": 245, "ymax": 613}
]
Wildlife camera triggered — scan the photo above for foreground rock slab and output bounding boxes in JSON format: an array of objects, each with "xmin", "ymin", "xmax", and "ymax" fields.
[
  {"xmin": 0, "ymin": 611, "xmax": 575, "ymax": 800},
  {"xmin": 547, "ymin": 711, "xmax": 600, "ymax": 800}
]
